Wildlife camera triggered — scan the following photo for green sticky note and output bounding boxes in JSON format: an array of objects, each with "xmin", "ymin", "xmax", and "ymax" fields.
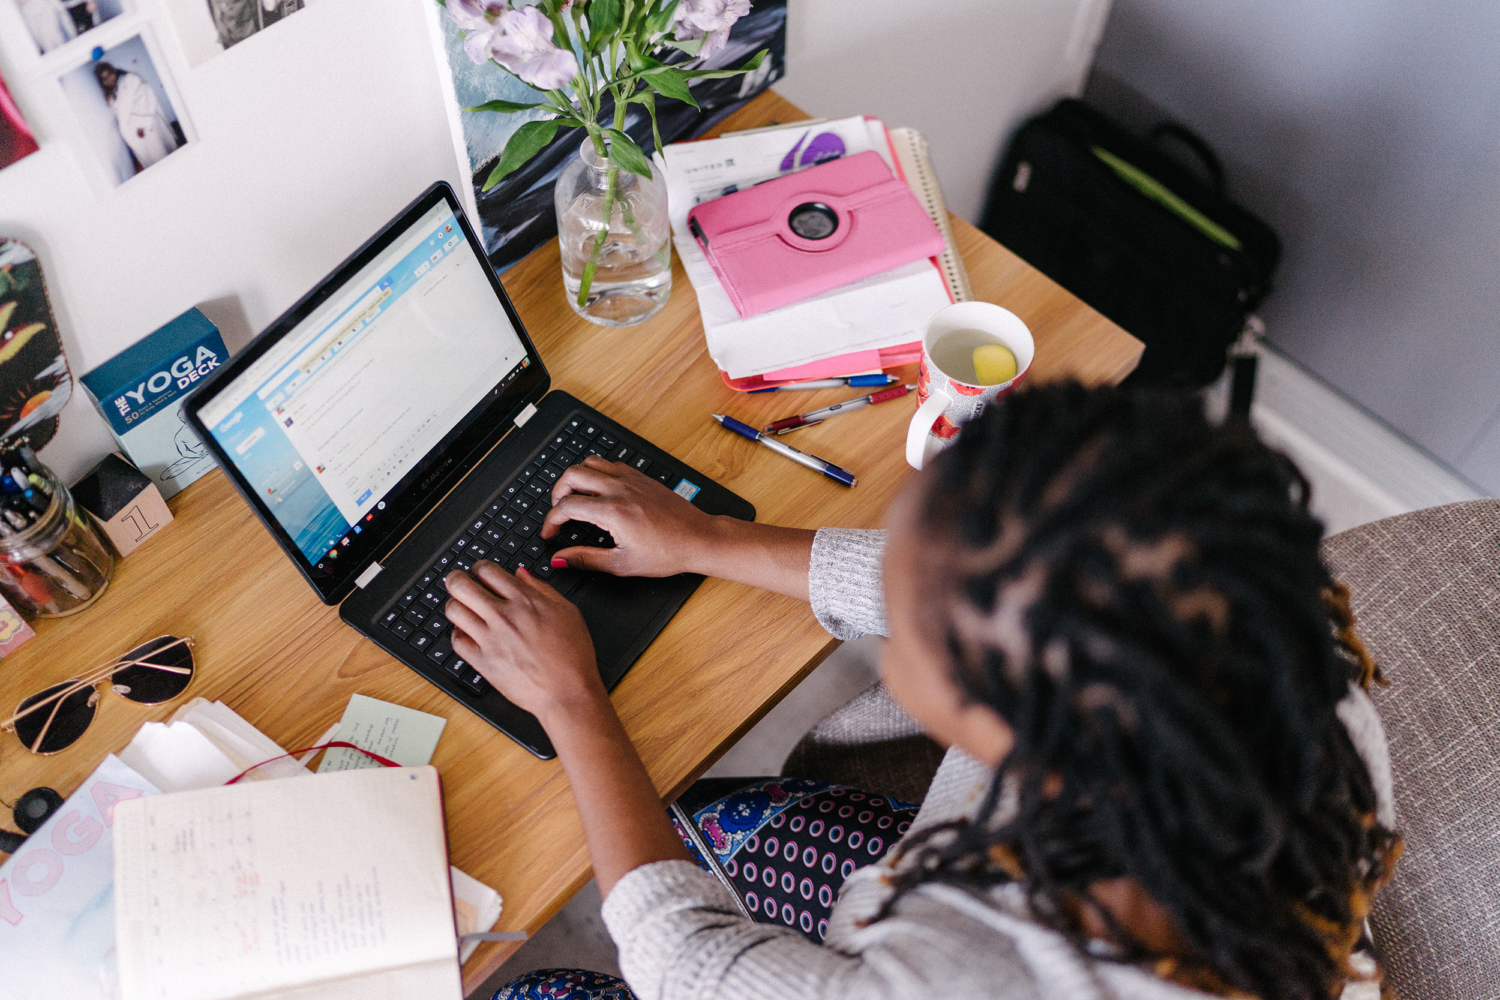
[{"xmin": 317, "ymin": 694, "xmax": 448, "ymax": 772}]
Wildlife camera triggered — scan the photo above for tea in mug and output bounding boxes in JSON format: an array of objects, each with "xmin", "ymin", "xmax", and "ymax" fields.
[{"xmin": 930, "ymin": 329, "xmax": 1019, "ymax": 386}]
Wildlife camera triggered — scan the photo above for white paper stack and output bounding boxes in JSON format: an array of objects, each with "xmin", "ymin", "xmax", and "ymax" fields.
[
  {"xmin": 452, "ymin": 867, "xmax": 505, "ymax": 962},
  {"xmin": 116, "ymin": 697, "xmax": 314, "ymax": 787},
  {"xmin": 657, "ymin": 116, "xmax": 968, "ymax": 382}
]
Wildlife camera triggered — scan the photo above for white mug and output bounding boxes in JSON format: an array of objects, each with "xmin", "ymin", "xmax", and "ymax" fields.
[{"xmin": 905, "ymin": 302, "xmax": 1035, "ymax": 469}]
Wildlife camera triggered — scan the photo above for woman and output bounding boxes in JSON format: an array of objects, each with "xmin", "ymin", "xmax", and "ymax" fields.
[
  {"xmin": 92, "ymin": 62, "xmax": 177, "ymax": 173},
  {"xmin": 446, "ymin": 382, "xmax": 1400, "ymax": 1000}
]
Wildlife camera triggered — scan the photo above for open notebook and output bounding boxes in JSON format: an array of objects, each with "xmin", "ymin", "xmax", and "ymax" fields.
[{"xmin": 112, "ymin": 766, "xmax": 461, "ymax": 1000}]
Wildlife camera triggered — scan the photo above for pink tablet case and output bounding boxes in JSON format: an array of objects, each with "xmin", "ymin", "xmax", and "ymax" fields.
[{"xmin": 687, "ymin": 151, "xmax": 947, "ymax": 318}]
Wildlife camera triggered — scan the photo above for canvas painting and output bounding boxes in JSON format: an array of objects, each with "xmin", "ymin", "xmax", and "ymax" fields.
[
  {"xmin": 0, "ymin": 72, "xmax": 39, "ymax": 172},
  {"xmin": 59, "ymin": 34, "xmax": 186, "ymax": 187},
  {"xmin": 161, "ymin": 0, "xmax": 318, "ymax": 66},
  {"xmin": 13, "ymin": 0, "xmax": 126, "ymax": 55},
  {"xmin": 0, "ymin": 240, "xmax": 73, "ymax": 452},
  {"xmin": 437, "ymin": 0, "xmax": 787, "ymax": 273}
]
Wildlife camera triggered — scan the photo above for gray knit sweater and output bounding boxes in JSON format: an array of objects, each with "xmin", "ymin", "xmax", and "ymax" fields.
[{"xmin": 601, "ymin": 528, "xmax": 1392, "ymax": 1000}]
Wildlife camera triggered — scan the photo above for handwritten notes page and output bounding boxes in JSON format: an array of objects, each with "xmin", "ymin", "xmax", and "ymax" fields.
[
  {"xmin": 318, "ymin": 694, "xmax": 447, "ymax": 773},
  {"xmin": 112, "ymin": 767, "xmax": 460, "ymax": 1000}
]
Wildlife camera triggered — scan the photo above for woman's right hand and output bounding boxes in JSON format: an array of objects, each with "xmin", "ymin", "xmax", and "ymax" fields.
[{"xmin": 541, "ymin": 456, "xmax": 723, "ymax": 577}]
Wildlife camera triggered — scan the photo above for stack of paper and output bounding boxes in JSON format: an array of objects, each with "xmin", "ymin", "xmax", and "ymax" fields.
[
  {"xmin": 118, "ymin": 697, "xmax": 313, "ymax": 789},
  {"xmin": 657, "ymin": 116, "xmax": 971, "ymax": 387}
]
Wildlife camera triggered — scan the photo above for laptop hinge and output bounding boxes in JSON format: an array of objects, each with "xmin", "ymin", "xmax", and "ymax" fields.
[
  {"xmin": 355, "ymin": 562, "xmax": 383, "ymax": 589},
  {"xmin": 514, "ymin": 402, "xmax": 538, "ymax": 428}
]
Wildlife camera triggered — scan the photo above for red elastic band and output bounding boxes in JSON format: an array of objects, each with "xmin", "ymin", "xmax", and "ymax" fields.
[{"xmin": 224, "ymin": 741, "xmax": 403, "ymax": 784}]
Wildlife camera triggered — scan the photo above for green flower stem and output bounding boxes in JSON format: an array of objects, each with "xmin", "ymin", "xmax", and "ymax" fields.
[
  {"xmin": 618, "ymin": 192, "xmax": 667, "ymax": 270},
  {"xmin": 575, "ymin": 100, "xmax": 634, "ymax": 309},
  {"xmin": 608, "ymin": 90, "xmax": 657, "ymax": 262}
]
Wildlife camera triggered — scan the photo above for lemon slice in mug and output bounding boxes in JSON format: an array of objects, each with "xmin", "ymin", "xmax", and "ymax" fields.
[{"xmin": 972, "ymin": 344, "xmax": 1018, "ymax": 386}]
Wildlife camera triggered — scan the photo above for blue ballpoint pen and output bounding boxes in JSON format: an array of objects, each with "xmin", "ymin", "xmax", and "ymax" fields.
[
  {"xmin": 712, "ymin": 414, "xmax": 857, "ymax": 487},
  {"xmin": 749, "ymin": 374, "xmax": 898, "ymax": 393}
]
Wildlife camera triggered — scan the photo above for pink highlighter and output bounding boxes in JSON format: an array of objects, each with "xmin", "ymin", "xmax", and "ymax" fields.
[{"xmin": 687, "ymin": 151, "xmax": 947, "ymax": 319}]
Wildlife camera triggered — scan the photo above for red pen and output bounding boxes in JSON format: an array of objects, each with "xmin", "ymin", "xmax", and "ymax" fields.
[{"xmin": 764, "ymin": 384, "xmax": 917, "ymax": 435}]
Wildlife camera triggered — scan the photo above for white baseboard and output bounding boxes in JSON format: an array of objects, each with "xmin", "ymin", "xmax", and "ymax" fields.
[{"xmin": 1206, "ymin": 346, "xmax": 1486, "ymax": 536}]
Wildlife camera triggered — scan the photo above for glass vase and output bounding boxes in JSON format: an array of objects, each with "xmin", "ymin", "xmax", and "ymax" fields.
[{"xmin": 554, "ymin": 138, "xmax": 672, "ymax": 327}]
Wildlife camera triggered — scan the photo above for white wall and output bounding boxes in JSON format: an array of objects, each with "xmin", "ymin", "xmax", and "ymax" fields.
[
  {"xmin": 775, "ymin": 0, "xmax": 1113, "ymax": 224},
  {"xmin": 1088, "ymin": 0, "xmax": 1500, "ymax": 494},
  {"xmin": 0, "ymin": 0, "xmax": 465, "ymax": 485}
]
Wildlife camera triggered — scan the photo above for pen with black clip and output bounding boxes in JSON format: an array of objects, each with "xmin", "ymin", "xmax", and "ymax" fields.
[{"xmin": 712, "ymin": 414, "xmax": 857, "ymax": 487}]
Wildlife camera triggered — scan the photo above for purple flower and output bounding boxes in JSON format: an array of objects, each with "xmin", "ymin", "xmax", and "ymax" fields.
[
  {"xmin": 447, "ymin": 0, "xmax": 504, "ymax": 31},
  {"xmin": 674, "ymin": 0, "xmax": 749, "ymax": 59},
  {"xmin": 492, "ymin": 6, "xmax": 579, "ymax": 90},
  {"xmin": 448, "ymin": 0, "xmax": 510, "ymax": 64},
  {"xmin": 452, "ymin": 3, "xmax": 579, "ymax": 91}
]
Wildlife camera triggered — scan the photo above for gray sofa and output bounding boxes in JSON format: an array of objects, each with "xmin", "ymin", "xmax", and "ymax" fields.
[
  {"xmin": 1323, "ymin": 499, "xmax": 1500, "ymax": 1000},
  {"xmin": 786, "ymin": 500, "xmax": 1500, "ymax": 999}
]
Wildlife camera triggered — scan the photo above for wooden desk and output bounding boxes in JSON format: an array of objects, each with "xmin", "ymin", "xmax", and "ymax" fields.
[{"xmin": 0, "ymin": 91, "xmax": 1139, "ymax": 992}]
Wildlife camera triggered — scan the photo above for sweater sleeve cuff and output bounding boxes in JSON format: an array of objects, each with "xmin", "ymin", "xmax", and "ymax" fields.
[
  {"xmin": 600, "ymin": 859, "xmax": 743, "ymax": 937},
  {"xmin": 809, "ymin": 528, "xmax": 889, "ymax": 640}
]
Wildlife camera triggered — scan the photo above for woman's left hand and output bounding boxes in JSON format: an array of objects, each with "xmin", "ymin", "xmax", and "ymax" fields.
[{"xmin": 445, "ymin": 561, "xmax": 606, "ymax": 727}]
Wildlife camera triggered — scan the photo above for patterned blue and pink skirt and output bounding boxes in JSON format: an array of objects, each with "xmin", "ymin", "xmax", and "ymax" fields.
[{"xmin": 492, "ymin": 778, "xmax": 918, "ymax": 1000}]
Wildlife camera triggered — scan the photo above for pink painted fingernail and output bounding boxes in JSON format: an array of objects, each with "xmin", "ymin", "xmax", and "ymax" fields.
[{"xmin": 551, "ymin": 557, "xmax": 568, "ymax": 569}]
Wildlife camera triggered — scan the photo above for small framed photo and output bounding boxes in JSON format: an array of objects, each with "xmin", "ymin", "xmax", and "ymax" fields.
[
  {"xmin": 57, "ymin": 32, "xmax": 190, "ymax": 188},
  {"xmin": 13, "ymin": 0, "xmax": 128, "ymax": 56},
  {"xmin": 161, "ymin": 0, "xmax": 316, "ymax": 67}
]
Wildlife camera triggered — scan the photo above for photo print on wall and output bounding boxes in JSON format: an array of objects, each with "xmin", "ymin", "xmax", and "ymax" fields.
[
  {"xmin": 161, "ymin": 0, "xmax": 317, "ymax": 66},
  {"xmin": 59, "ymin": 34, "xmax": 186, "ymax": 187},
  {"xmin": 13, "ymin": 0, "xmax": 126, "ymax": 55},
  {"xmin": 0, "ymin": 72, "xmax": 39, "ymax": 172},
  {"xmin": 0, "ymin": 241, "xmax": 73, "ymax": 452},
  {"xmin": 436, "ymin": 0, "xmax": 786, "ymax": 273}
]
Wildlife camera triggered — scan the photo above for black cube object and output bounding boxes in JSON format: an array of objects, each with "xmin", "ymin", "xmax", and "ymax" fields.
[{"xmin": 71, "ymin": 453, "xmax": 173, "ymax": 557}]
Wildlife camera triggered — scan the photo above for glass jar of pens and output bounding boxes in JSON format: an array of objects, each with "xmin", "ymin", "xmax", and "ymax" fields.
[{"xmin": 0, "ymin": 444, "xmax": 114, "ymax": 617}]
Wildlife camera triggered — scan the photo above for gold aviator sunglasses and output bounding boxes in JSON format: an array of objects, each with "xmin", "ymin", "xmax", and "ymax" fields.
[{"xmin": 1, "ymin": 635, "xmax": 196, "ymax": 754}]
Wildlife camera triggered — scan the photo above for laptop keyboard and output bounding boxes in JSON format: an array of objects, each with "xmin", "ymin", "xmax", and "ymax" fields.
[{"xmin": 372, "ymin": 413, "xmax": 688, "ymax": 698}]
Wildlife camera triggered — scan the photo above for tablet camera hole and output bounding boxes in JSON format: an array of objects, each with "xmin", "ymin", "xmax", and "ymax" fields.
[{"xmin": 789, "ymin": 203, "xmax": 839, "ymax": 241}]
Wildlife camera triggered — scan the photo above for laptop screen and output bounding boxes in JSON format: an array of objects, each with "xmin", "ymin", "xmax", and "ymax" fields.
[{"xmin": 193, "ymin": 189, "xmax": 545, "ymax": 599}]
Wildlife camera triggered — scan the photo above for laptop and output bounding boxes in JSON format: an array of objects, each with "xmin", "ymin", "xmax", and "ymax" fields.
[{"xmin": 185, "ymin": 182, "xmax": 755, "ymax": 759}]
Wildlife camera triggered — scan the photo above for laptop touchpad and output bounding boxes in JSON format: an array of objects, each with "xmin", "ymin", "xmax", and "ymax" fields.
[{"xmin": 573, "ymin": 573, "xmax": 684, "ymax": 690}]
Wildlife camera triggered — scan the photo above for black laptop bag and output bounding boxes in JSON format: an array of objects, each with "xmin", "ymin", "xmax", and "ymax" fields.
[{"xmin": 980, "ymin": 99, "xmax": 1280, "ymax": 387}]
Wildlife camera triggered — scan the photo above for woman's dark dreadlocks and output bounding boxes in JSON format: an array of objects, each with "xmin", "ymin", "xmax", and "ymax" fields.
[{"xmin": 886, "ymin": 381, "xmax": 1401, "ymax": 999}]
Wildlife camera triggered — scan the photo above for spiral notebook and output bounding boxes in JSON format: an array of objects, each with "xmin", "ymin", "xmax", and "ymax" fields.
[{"xmin": 889, "ymin": 126, "xmax": 973, "ymax": 304}]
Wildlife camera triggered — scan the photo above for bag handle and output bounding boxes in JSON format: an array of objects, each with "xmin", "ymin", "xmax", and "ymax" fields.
[{"xmin": 1147, "ymin": 122, "xmax": 1226, "ymax": 194}]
